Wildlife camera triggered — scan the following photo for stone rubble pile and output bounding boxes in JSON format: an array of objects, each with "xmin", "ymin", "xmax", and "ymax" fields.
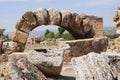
[{"xmin": 0, "ymin": 48, "xmax": 64, "ymax": 80}]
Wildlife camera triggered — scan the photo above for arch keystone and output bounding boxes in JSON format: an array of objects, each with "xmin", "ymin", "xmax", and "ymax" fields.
[
  {"xmin": 34, "ymin": 8, "xmax": 48, "ymax": 25},
  {"xmin": 47, "ymin": 8, "xmax": 61, "ymax": 25}
]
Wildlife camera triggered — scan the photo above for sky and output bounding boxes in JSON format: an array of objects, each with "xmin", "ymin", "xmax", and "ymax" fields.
[{"xmin": 0, "ymin": 0, "xmax": 119, "ymax": 32}]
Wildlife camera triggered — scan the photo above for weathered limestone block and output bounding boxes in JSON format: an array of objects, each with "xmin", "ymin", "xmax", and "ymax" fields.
[
  {"xmin": 61, "ymin": 11, "xmax": 72, "ymax": 27},
  {"xmin": 0, "ymin": 54, "xmax": 8, "ymax": 62},
  {"xmin": 0, "ymin": 29, "xmax": 5, "ymax": 35},
  {"xmin": 16, "ymin": 11, "xmax": 37, "ymax": 33},
  {"xmin": 58, "ymin": 41, "xmax": 71, "ymax": 62},
  {"xmin": 34, "ymin": 8, "xmax": 48, "ymax": 25},
  {"xmin": 115, "ymin": 37, "xmax": 120, "ymax": 48},
  {"xmin": 70, "ymin": 13, "xmax": 82, "ymax": 34},
  {"xmin": 27, "ymin": 49, "xmax": 64, "ymax": 76},
  {"xmin": 82, "ymin": 18, "xmax": 91, "ymax": 33},
  {"xmin": 116, "ymin": 26, "xmax": 120, "ymax": 34},
  {"xmin": 8, "ymin": 52, "xmax": 47, "ymax": 80},
  {"xmin": 16, "ymin": 18, "xmax": 31, "ymax": 33},
  {"xmin": 0, "ymin": 62, "xmax": 11, "ymax": 80},
  {"xmin": 2, "ymin": 41, "xmax": 23, "ymax": 54},
  {"xmin": 106, "ymin": 53, "xmax": 120, "ymax": 79},
  {"xmin": 72, "ymin": 13, "xmax": 82, "ymax": 27},
  {"xmin": 0, "ymin": 40, "xmax": 3, "ymax": 54},
  {"xmin": 22, "ymin": 11, "xmax": 37, "ymax": 29},
  {"xmin": 34, "ymin": 36, "xmax": 45, "ymax": 44},
  {"xmin": 59, "ymin": 37, "xmax": 108, "ymax": 62},
  {"xmin": 114, "ymin": 7, "xmax": 120, "ymax": 27},
  {"xmin": 71, "ymin": 52, "xmax": 117, "ymax": 80},
  {"xmin": 0, "ymin": 35, "xmax": 4, "ymax": 40},
  {"xmin": 48, "ymin": 8, "xmax": 61, "ymax": 25},
  {"xmin": 88, "ymin": 16, "xmax": 103, "ymax": 38},
  {"xmin": 12, "ymin": 29, "xmax": 29, "ymax": 44}
]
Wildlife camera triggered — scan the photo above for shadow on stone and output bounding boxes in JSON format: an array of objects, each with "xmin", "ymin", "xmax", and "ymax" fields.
[
  {"xmin": 48, "ymin": 75, "xmax": 76, "ymax": 80},
  {"xmin": 35, "ymin": 49, "xmax": 47, "ymax": 53}
]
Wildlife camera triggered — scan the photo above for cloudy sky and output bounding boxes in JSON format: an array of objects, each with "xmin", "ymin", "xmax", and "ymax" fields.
[{"xmin": 0, "ymin": 0, "xmax": 119, "ymax": 32}]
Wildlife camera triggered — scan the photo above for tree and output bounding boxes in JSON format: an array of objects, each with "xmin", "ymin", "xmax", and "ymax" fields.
[
  {"xmin": 55, "ymin": 32, "xmax": 61, "ymax": 39},
  {"xmin": 46, "ymin": 31, "xmax": 55, "ymax": 39},
  {"xmin": 44, "ymin": 29, "xmax": 50, "ymax": 38},
  {"xmin": 58, "ymin": 27, "xmax": 65, "ymax": 34}
]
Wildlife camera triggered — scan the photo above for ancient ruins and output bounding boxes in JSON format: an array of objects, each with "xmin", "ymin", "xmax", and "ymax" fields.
[
  {"xmin": 114, "ymin": 7, "xmax": 120, "ymax": 47},
  {"xmin": 0, "ymin": 29, "xmax": 5, "ymax": 54},
  {"xmin": 0, "ymin": 8, "xmax": 115, "ymax": 80},
  {"xmin": 11, "ymin": 8, "xmax": 104, "ymax": 52}
]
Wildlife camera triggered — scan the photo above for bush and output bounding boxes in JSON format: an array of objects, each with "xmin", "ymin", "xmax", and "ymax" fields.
[
  {"xmin": 46, "ymin": 31, "xmax": 55, "ymax": 39},
  {"xmin": 55, "ymin": 32, "xmax": 61, "ymax": 39},
  {"xmin": 44, "ymin": 29, "xmax": 50, "ymax": 38},
  {"xmin": 105, "ymin": 34, "xmax": 118, "ymax": 39},
  {"xmin": 62, "ymin": 33, "xmax": 74, "ymax": 40},
  {"xmin": 58, "ymin": 27, "xmax": 65, "ymax": 34},
  {"xmin": 5, "ymin": 38, "xmax": 11, "ymax": 42}
]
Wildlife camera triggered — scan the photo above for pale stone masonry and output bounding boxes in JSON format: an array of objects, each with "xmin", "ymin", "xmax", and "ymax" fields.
[
  {"xmin": 12, "ymin": 8, "xmax": 103, "ymax": 51},
  {"xmin": 0, "ymin": 29, "xmax": 5, "ymax": 54},
  {"xmin": 114, "ymin": 6, "xmax": 120, "ymax": 47},
  {"xmin": 58, "ymin": 37, "xmax": 108, "ymax": 62}
]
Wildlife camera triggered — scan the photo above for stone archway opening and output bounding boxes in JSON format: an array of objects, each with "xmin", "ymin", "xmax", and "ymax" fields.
[
  {"xmin": 11, "ymin": 8, "xmax": 103, "ymax": 51},
  {"xmin": 25, "ymin": 25, "xmax": 60, "ymax": 50}
]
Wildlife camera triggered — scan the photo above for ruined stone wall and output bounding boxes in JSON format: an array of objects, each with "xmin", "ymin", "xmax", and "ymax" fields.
[
  {"xmin": 114, "ymin": 7, "xmax": 120, "ymax": 47},
  {"xmin": 90, "ymin": 16, "xmax": 103, "ymax": 38},
  {"xmin": 59, "ymin": 37, "xmax": 108, "ymax": 62},
  {"xmin": 0, "ymin": 29, "xmax": 5, "ymax": 54}
]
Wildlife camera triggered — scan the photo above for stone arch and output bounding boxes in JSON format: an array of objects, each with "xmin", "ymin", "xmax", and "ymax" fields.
[{"xmin": 12, "ymin": 8, "xmax": 103, "ymax": 51}]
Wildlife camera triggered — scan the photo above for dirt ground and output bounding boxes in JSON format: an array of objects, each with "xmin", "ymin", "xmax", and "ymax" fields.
[{"xmin": 48, "ymin": 62, "xmax": 76, "ymax": 80}]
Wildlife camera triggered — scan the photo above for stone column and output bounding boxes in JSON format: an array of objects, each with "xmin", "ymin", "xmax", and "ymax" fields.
[{"xmin": 114, "ymin": 7, "xmax": 120, "ymax": 47}]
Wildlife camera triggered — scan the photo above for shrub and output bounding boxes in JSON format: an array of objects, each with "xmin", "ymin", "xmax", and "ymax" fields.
[
  {"xmin": 62, "ymin": 33, "xmax": 74, "ymax": 40},
  {"xmin": 58, "ymin": 27, "xmax": 65, "ymax": 34},
  {"xmin": 44, "ymin": 29, "xmax": 50, "ymax": 38},
  {"xmin": 46, "ymin": 31, "xmax": 55, "ymax": 39},
  {"xmin": 5, "ymin": 38, "xmax": 11, "ymax": 42},
  {"xmin": 55, "ymin": 32, "xmax": 61, "ymax": 39}
]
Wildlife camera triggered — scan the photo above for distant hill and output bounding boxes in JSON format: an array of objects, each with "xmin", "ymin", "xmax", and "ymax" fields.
[
  {"xmin": 103, "ymin": 26, "xmax": 116, "ymax": 35},
  {"xmin": 4, "ymin": 26, "xmax": 117, "ymax": 38},
  {"xmin": 29, "ymin": 29, "xmax": 58, "ymax": 37},
  {"xmin": 4, "ymin": 29, "xmax": 58, "ymax": 37},
  {"xmin": 103, "ymin": 26, "xmax": 116, "ymax": 30}
]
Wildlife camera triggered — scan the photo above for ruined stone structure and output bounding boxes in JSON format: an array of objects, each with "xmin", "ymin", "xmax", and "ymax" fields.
[
  {"xmin": 58, "ymin": 37, "xmax": 108, "ymax": 62},
  {"xmin": 0, "ymin": 29, "xmax": 5, "ymax": 54},
  {"xmin": 114, "ymin": 7, "xmax": 120, "ymax": 47},
  {"xmin": 11, "ymin": 8, "xmax": 103, "ymax": 51}
]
